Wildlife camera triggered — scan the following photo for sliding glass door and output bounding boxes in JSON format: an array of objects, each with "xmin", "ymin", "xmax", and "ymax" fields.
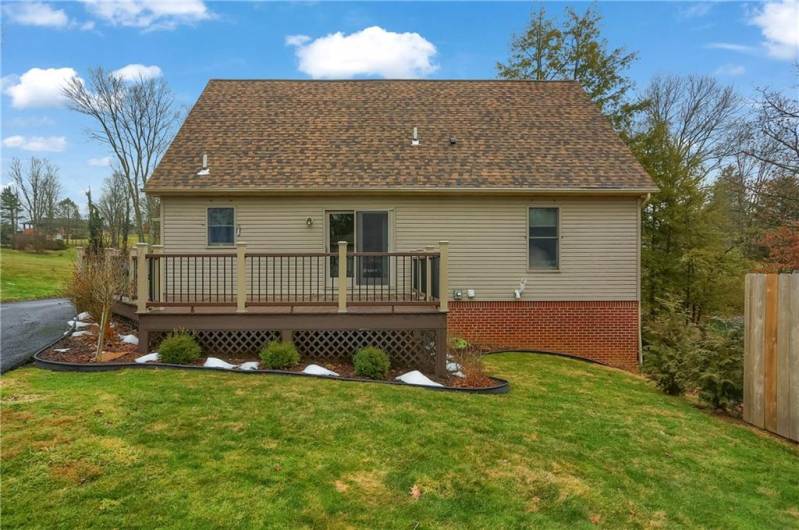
[
  {"xmin": 328, "ymin": 210, "xmax": 389, "ymax": 285},
  {"xmin": 356, "ymin": 211, "xmax": 389, "ymax": 285}
]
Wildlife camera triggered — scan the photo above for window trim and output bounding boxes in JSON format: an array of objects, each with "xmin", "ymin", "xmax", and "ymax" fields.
[
  {"xmin": 527, "ymin": 205, "xmax": 561, "ymax": 272},
  {"xmin": 206, "ymin": 206, "xmax": 236, "ymax": 248}
]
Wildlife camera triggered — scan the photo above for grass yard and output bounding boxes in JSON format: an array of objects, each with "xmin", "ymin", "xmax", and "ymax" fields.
[
  {"xmin": 1, "ymin": 354, "xmax": 797, "ymax": 529},
  {"xmin": 0, "ymin": 248, "xmax": 76, "ymax": 302}
]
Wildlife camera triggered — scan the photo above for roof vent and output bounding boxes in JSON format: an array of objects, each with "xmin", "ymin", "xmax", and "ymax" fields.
[
  {"xmin": 197, "ymin": 152, "xmax": 210, "ymax": 176},
  {"xmin": 449, "ymin": 136, "xmax": 457, "ymax": 145},
  {"xmin": 411, "ymin": 127, "xmax": 419, "ymax": 146}
]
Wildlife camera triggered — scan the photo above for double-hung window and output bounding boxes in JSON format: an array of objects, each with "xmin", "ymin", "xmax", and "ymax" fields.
[
  {"xmin": 207, "ymin": 207, "xmax": 235, "ymax": 246},
  {"xmin": 528, "ymin": 207, "xmax": 559, "ymax": 270}
]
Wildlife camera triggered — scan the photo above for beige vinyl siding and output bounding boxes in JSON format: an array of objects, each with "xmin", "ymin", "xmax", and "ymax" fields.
[{"xmin": 160, "ymin": 195, "xmax": 640, "ymax": 301}]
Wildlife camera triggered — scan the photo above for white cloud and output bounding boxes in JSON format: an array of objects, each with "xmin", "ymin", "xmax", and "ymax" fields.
[
  {"xmin": 285, "ymin": 34, "xmax": 311, "ymax": 47},
  {"xmin": 714, "ymin": 64, "xmax": 746, "ymax": 76},
  {"xmin": 706, "ymin": 42, "xmax": 758, "ymax": 54},
  {"xmin": 4, "ymin": 2, "xmax": 69, "ymax": 27},
  {"xmin": 88, "ymin": 156, "xmax": 113, "ymax": 167},
  {"xmin": 286, "ymin": 26, "xmax": 438, "ymax": 79},
  {"xmin": 3, "ymin": 2, "xmax": 96, "ymax": 31},
  {"xmin": 112, "ymin": 64, "xmax": 163, "ymax": 81},
  {"xmin": 81, "ymin": 0, "xmax": 212, "ymax": 30},
  {"xmin": 679, "ymin": 3, "xmax": 713, "ymax": 18},
  {"xmin": 750, "ymin": 0, "xmax": 799, "ymax": 60},
  {"xmin": 3, "ymin": 135, "xmax": 66, "ymax": 152},
  {"xmin": 7, "ymin": 116, "xmax": 56, "ymax": 128},
  {"xmin": 3, "ymin": 67, "xmax": 80, "ymax": 109}
]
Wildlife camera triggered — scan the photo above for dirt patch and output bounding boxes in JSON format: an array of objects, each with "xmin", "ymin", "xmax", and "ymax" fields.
[{"xmin": 51, "ymin": 460, "xmax": 103, "ymax": 485}]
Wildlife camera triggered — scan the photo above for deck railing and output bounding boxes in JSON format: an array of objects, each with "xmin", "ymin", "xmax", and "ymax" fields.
[{"xmin": 133, "ymin": 241, "xmax": 448, "ymax": 313}]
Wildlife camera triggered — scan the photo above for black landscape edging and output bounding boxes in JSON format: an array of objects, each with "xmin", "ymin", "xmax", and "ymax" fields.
[
  {"xmin": 482, "ymin": 348, "xmax": 606, "ymax": 366},
  {"xmin": 33, "ymin": 340, "xmax": 509, "ymax": 395}
]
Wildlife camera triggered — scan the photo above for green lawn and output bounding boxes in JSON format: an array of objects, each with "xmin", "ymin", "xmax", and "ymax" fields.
[
  {"xmin": 0, "ymin": 248, "xmax": 76, "ymax": 302},
  {"xmin": 2, "ymin": 354, "xmax": 797, "ymax": 528}
]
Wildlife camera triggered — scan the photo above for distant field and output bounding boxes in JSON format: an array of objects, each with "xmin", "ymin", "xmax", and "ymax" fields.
[{"xmin": 0, "ymin": 248, "xmax": 76, "ymax": 302}]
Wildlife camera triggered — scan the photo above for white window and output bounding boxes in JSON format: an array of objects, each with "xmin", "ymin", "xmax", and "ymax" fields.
[
  {"xmin": 207, "ymin": 207, "xmax": 235, "ymax": 246},
  {"xmin": 528, "ymin": 207, "xmax": 559, "ymax": 269}
]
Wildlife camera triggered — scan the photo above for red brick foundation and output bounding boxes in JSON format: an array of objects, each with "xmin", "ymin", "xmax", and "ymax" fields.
[{"xmin": 447, "ymin": 300, "xmax": 640, "ymax": 371}]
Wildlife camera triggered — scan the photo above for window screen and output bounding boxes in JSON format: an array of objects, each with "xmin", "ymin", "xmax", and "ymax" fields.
[{"xmin": 529, "ymin": 207, "xmax": 559, "ymax": 269}]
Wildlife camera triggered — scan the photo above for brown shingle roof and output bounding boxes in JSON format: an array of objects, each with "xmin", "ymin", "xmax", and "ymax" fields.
[{"xmin": 146, "ymin": 80, "xmax": 656, "ymax": 194}]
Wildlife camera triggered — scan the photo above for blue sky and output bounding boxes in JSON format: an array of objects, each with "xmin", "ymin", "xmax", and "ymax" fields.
[{"xmin": 1, "ymin": 1, "xmax": 797, "ymax": 210}]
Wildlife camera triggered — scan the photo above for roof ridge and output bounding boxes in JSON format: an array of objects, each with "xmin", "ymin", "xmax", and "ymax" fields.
[{"xmin": 206, "ymin": 78, "xmax": 582, "ymax": 83}]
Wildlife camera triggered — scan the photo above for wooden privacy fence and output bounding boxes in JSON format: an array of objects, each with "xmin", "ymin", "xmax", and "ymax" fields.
[{"xmin": 743, "ymin": 273, "xmax": 799, "ymax": 442}]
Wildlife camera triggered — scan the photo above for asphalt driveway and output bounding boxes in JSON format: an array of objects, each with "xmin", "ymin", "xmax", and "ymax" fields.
[{"xmin": 0, "ymin": 298, "xmax": 75, "ymax": 373}]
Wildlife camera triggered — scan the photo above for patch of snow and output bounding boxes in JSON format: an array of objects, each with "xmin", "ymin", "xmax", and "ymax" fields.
[
  {"xmin": 135, "ymin": 352, "xmax": 160, "ymax": 364},
  {"xmin": 395, "ymin": 370, "xmax": 443, "ymax": 387},
  {"xmin": 67, "ymin": 320, "xmax": 91, "ymax": 329},
  {"xmin": 453, "ymin": 371, "xmax": 465, "ymax": 378},
  {"xmin": 119, "ymin": 334, "xmax": 139, "ymax": 345},
  {"xmin": 446, "ymin": 361, "xmax": 461, "ymax": 372},
  {"xmin": 238, "ymin": 361, "xmax": 260, "ymax": 371},
  {"xmin": 53, "ymin": 348, "xmax": 71, "ymax": 353},
  {"xmin": 203, "ymin": 357, "xmax": 237, "ymax": 370},
  {"xmin": 302, "ymin": 364, "xmax": 339, "ymax": 377},
  {"xmin": 76, "ymin": 311, "xmax": 91, "ymax": 321},
  {"xmin": 71, "ymin": 330, "xmax": 93, "ymax": 337}
]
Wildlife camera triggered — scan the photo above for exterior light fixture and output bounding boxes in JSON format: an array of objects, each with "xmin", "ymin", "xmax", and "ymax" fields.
[{"xmin": 306, "ymin": 217, "xmax": 313, "ymax": 227}]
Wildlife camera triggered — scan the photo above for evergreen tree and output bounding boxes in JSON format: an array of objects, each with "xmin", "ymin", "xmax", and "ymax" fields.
[
  {"xmin": 86, "ymin": 189, "xmax": 104, "ymax": 256},
  {"xmin": 0, "ymin": 186, "xmax": 22, "ymax": 246},
  {"xmin": 497, "ymin": 4, "xmax": 639, "ymax": 131},
  {"xmin": 1, "ymin": 187, "xmax": 22, "ymax": 232}
]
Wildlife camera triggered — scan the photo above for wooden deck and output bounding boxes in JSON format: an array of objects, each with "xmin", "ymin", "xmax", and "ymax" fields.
[{"xmin": 115, "ymin": 243, "xmax": 450, "ymax": 374}]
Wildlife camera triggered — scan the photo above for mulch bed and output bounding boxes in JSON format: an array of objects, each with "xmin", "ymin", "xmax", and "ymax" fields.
[
  {"xmin": 39, "ymin": 316, "xmax": 498, "ymax": 389},
  {"xmin": 39, "ymin": 316, "xmax": 141, "ymax": 364}
]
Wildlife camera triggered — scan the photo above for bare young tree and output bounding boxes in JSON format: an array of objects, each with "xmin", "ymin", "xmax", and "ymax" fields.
[
  {"xmin": 643, "ymin": 75, "xmax": 740, "ymax": 175},
  {"xmin": 62, "ymin": 67, "xmax": 180, "ymax": 242},
  {"xmin": 8, "ymin": 157, "xmax": 61, "ymax": 231},
  {"xmin": 98, "ymin": 171, "xmax": 131, "ymax": 249},
  {"xmin": 67, "ymin": 253, "xmax": 127, "ymax": 360}
]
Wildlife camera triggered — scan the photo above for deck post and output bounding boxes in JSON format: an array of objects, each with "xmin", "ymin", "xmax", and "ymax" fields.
[
  {"xmin": 425, "ymin": 245, "xmax": 434, "ymax": 302},
  {"xmin": 128, "ymin": 247, "xmax": 137, "ymax": 299},
  {"xmin": 151, "ymin": 244, "xmax": 163, "ymax": 305},
  {"xmin": 438, "ymin": 241, "xmax": 449, "ymax": 312},
  {"xmin": 236, "ymin": 242, "xmax": 247, "ymax": 313},
  {"xmin": 435, "ymin": 326, "xmax": 448, "ymax": 377},
  {"xmin": 338, "ymin": 240, "xmax": 348, "ymax": 313},
  {"xmin": 136, "ymin": 242, "xmax": 149, "ymax": 313}
]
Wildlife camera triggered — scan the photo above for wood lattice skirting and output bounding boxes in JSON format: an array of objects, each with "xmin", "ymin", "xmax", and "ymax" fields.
[
  {"xmin": 148, "ymin": 329, "xmax": 281, "ymax": 356},
  {"xmin": 114, "ymin": 301, "xmax": 449, "ymax": 375}
]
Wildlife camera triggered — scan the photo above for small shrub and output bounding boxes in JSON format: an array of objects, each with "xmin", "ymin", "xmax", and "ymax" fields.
[
  {"xmin": 449, "ymin": 336, "xmax": 470, "ymax": 351},
  {"xmin": 12, "ymin": 233, "xmax": 65, "ymax": 251},
  {"xmin": 159, "ymin": 332, "xmax": 201, "ymax": 364},
  {"xmin": 694, "ymin": 318, "xmax": 744, "ymax": 413},
  {"xmin": 643, "ymin": 297, "xmax": 701, "ymax": 395},
  {"xmin": 260, "ymin": 341, "xmax": 300, "ymax": 369},
  {"xmin": 353, "ymin": 346, "xmax": 390, "ymax": 380},
  {"xmin": 449, "ymin": 341, "xmax": 493, "ymax": 388}
]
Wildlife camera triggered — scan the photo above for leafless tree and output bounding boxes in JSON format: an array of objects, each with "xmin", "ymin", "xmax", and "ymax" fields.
[
  {"xmin": 744, "ymin": 86, "xmax": 799, "ymax": 175},
  {"xmin": 63, "ymin": 67, "xmax": 180, "ymax": 242},
  {"xmin": 8, "ymin": 157, "xmax": 61, "ymax": 231},
  {"xmin": 643, "ymin": 75, "xmax": 740, "ymax": 176},
  {"xmin": 98, "ymin": 171, "xmax": 131, "ymax": 249}
]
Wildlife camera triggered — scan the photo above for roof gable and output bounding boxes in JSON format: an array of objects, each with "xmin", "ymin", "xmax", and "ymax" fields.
[{"xmin": 146, "ymin": 80, "xmax": 656, "ymax": 193}]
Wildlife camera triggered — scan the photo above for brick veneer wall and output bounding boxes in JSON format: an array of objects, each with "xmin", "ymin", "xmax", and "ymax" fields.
[{"xmin": 447, "ymin": 300, "xmax": 640, "ymax": 371}]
